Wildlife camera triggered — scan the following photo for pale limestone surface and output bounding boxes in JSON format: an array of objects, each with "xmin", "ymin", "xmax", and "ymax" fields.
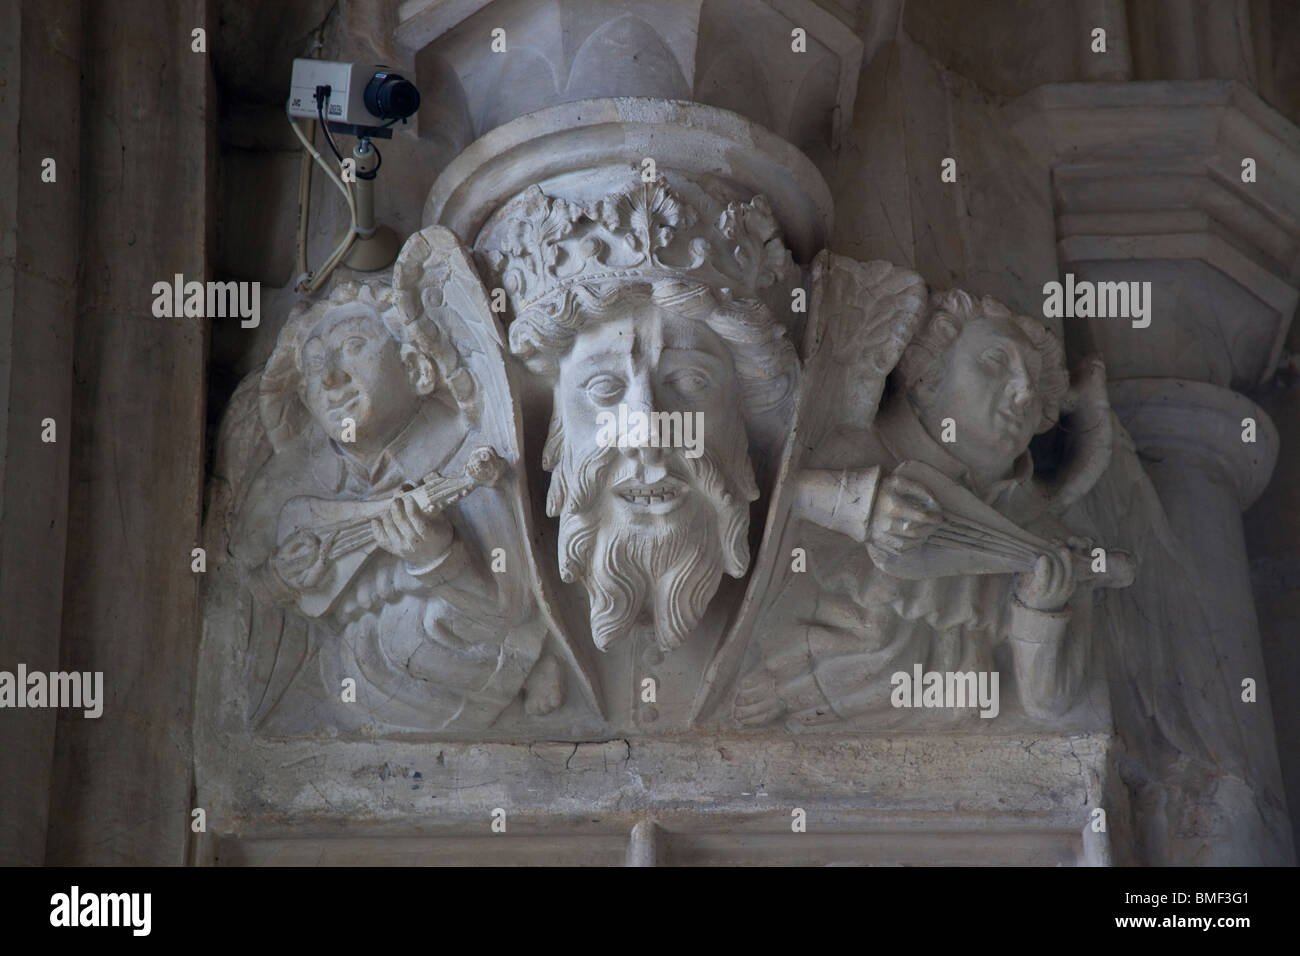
[
  {"xmin": 191, "ymin": 0, "xmax": 1300, "ymax": 868},
  {"xmin": 6, "ymin": 0, "xmax": 1300, "ymax": 867}
]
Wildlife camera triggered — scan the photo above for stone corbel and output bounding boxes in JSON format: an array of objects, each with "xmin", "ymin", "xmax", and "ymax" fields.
[{"xmin": 1007, "ymin": 80, "xmax": 1300, "ymax": 389}]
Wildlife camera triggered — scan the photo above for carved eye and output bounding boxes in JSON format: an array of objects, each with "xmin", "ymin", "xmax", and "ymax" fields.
[
  {"xmin": 981, "ymin": 348, "xmax": 1010, "ymax": 368},
  {"xmin": 665, "ymin": 368, "xmax": 712, "ymax": 397},
  {"xmin": 344, "ymin": 336, "xmax": 367, "ymax": 356},
  {"xmin": 583, "ymin": 374, "xmax": 625, "ymax": 404}
]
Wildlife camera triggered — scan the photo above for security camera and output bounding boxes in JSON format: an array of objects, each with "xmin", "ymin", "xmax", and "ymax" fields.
[
  {"xmin": 363, "ymin": 71, "xmax": 420, "ymax": 122},
  {"xmin": 288, "ymin": 59, "xmax": 420, "ymax": 134},
  {"xmin": 285, "ymin": 58, "xmax": 420, "ymax": 285}
]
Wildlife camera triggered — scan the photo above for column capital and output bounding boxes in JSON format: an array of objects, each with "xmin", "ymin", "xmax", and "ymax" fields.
[
  {"xmin": 394, "ymin": 0, "xmax": 865, "ymax": 180},
  {"xmin": 1109, "ymin": 378, "xmax": 1278, "ymax": 510},
  {"xmin": 424, "ymin": 98, "xmax": 832, "ymax": 259}
]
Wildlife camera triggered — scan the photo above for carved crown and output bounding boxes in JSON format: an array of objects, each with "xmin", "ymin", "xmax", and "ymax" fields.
[{"xmin": 480, "ymin": 178, "xmax": 794, "ymax": 316}]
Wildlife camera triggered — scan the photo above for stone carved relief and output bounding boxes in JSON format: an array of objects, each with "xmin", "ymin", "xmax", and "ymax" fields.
[
  {"xmin": 725, "ymin": 265, "xmax": 1135, "ymax": 728},
  {"xmin": 481, "ymin": 178, "xmax": 799, "ymax": 662},
  {"xmin": 160, "ymin": 0, "xmax": 1300, "ymax": 868},
  {"xmin": 202, "ymin": 174, "xmax": 1244, "ymax": 763},
  {"xmin": 207, "ymin": 228, "xmax": 597, "ymax": 734}
]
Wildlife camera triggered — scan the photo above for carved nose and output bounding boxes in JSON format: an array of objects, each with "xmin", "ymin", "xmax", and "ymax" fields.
[
  {"xmin": 618, "ymin": 381, "xmax": 666, "ymax": 468},
  {"xmin": 624, "ymin": 443, "xmax": 665, "ymax": 467},
  {"xmin": 1005, "ymin": 362, "xmax": 1032, "ymax": 405},
  {"xmin": 620, "ymin": 376, "xmax": 657, "ymax": 449},
  {"xmin": 320, "ymin": 354, "xmax": 348, "ymax": 389}
]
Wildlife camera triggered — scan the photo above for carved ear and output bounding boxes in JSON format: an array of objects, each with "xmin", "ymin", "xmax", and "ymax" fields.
[{"xmin": 400, "ymin": 344, "xmax": 439, "ymax": 396}]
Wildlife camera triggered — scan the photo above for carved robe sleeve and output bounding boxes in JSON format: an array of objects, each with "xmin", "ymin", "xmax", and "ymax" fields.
[{"xmin": 1004, "ymin": 590, "xmax": 1091, "ymax": 718}]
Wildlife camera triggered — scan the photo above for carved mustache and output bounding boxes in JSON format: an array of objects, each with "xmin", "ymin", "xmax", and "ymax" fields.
[
  {"xmin": 549, "ymin": 439, "xmax": 737, "ymax": 519},
  {"xmin": 550, "ymin": 436, "xmax": 752, "ymax": 587}
]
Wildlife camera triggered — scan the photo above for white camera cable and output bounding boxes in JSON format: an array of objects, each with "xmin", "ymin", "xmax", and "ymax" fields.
[{"xmin": 286, "ymin": 99, "xmax": 359, "ymax": 295}]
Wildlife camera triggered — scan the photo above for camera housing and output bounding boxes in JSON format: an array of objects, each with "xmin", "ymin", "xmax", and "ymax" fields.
[
  {"xmin": 288, "ymin": 59, "xmax": 419, "ymax": 129},
  {"xmin": 364, "ymin": 71, "xmax": 420, "ymax": 121}
]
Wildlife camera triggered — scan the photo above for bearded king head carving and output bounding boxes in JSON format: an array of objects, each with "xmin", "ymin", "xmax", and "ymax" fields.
[{"xmin": 482, "ymin": 178, "xmax": 801, "ymax": 655}]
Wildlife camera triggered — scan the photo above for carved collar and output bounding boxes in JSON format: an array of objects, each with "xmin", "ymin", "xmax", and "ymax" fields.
[
  {"xmin": 314, "ymin": 399, "xmax": 469, "ymax": 497},
  {"xmin": 875, "ymin": 394, "xmax": 1033, "ymax": 505}
]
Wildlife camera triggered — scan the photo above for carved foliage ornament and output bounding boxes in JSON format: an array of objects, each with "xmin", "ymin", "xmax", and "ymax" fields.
[{"xmin": 481, "ymin": 178, "xmax": 795, "ymax": 339}]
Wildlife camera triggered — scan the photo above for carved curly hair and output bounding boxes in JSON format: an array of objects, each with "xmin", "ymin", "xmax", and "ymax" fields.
[
  {"xmin": 509, "ymin": 278, "xmax": 799, "ymax": 459},
  {"xmin": 259, "ymin": 279, "xmax": 473, "ymax": 452},
  {"xmin": 895, "ymin": 289, "xmax": 1069, "ymax": 434}
]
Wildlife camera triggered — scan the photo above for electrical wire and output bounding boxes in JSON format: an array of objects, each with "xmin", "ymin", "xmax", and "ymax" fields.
[
  {"xmin": 287, "ymin": 102, "xmax": 359, "ymax": 295},
  {"xmin": 293, "ymin": 26, "xmax": 326, "ymax": 283},
  {"xmin": 317, "ymin": 93, "xmax": 346, "ymax": 166},
  {"xmin": 294, "ymin": 116, "xmax": 316, "ymax": 283}
]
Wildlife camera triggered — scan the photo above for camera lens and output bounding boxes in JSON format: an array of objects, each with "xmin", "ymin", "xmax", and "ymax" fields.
[{"xmin": 364, "ymin": 72, "xmax": 420, "ymax": 121}]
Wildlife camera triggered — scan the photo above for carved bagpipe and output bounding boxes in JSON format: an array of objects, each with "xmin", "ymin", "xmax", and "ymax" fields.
[{"xmin": 273, "ymin": 446, "xmax": 507, "ymax": 617}]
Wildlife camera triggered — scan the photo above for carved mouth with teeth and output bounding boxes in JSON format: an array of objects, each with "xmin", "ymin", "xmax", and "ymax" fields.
[{"xmin": 613, "ymin": 480, "xmax": 687, "ymax": 512}]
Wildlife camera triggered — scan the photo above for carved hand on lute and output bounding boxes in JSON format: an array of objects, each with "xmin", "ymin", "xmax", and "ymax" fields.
[
  {"xmin": 1015, "ymin": 546, "xmax": 1077, "ymax": 611},
  {"xmin": 866, "ymin": 473, "xmax": 945, "ymax": 556},
  {"xmin": 272, "ymin": 446, "xmax": 507, "ymax": 617},
  {"xmin": 370, "ymin": 492, "xmax": 454, "ymax": 568}
]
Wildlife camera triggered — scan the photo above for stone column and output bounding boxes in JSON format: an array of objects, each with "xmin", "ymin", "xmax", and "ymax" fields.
[
  {"xmin": 1110, "ymin": 378, "xmax": 1292, "ymax": 862},
  {"xmin": 1075, "ymin": 0, "xmax": 1132, "ymax": 80},
  {"xmin": 42, "ymin": 0, "xmax": 214, "ymax": 865},
  {"xmin": 0, "ymin": 0, "xmax": 82, "ymax": 867},
  {"xmin": 1011, "ymin": 79, "xmax": 1300, "ymax": 863}
]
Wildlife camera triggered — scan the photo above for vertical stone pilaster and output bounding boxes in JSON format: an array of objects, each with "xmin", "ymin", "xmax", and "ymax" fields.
[
  {"xmin": 43, "ymin": 0, "xmax": 214, "ymax": 865},
  {"xmin": 1110, "ymin": 378, "xmax": 1292, "ymax": 863},
  {"xmin": 1075, "ymin": 0, "xmax": 1132, "ymax": 80},
  {"xmin": 0, "ymin": 0, "xmax": 82, "ymax": 867},
  {"xmin": 1011, "ymin": 79, "xmax": 1300, "ymax": 862}
]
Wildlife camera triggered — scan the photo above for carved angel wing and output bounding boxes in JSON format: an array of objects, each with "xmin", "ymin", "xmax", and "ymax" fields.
[
  {"xmin": 800, "ymin": 252, "xmax": 929, "ymax": 456},
  {"xmin": 391, "ymin": 225, "xmax": 605, "ymax": 719},
  {"xmin": 1068, "ymin": 420, "xmax": 1237, "ymax": 764},
  {"xmin": 691, "ymin": 252, "xmax": 927, "ymax": 723},
  {"xmin": 201, "ymin": 367, "xmax": 312, "ymax": 729}
]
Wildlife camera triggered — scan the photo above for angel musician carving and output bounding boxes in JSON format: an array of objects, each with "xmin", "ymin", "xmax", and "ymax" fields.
[
  {"xmin": 718, "ymin": 258, "xmax": 1137, "ymax": 728},
  {"xmin": 206, "ymin": 227, "xmax": 596, "ymax": 734},
  {"xmin": 706, "ymin": 252, "xmax": 1279, "ymax": 859}
]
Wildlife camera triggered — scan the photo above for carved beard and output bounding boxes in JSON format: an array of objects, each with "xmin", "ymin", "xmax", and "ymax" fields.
[{"xmin": 545, "ymin": 420, "xmax": 756, "ymax": 653}]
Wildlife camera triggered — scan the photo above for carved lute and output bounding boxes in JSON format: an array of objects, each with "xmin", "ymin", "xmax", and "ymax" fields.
[
  {"xmin": 796, "ymin": 459, "xmax": 1135, "ymax": 588},
  {"xmin": 275, "ymin": 446, "xmax": 506, "ymax": 618},
  {"xmin": 869, "ymin": 460, "xmax": 1136, "ymax": 588}
]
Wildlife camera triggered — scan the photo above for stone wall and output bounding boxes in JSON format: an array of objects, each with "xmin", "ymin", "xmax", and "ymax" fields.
[{"xmin": 0, "ymin": 0, "xmax": 211, "ymax": 866}]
